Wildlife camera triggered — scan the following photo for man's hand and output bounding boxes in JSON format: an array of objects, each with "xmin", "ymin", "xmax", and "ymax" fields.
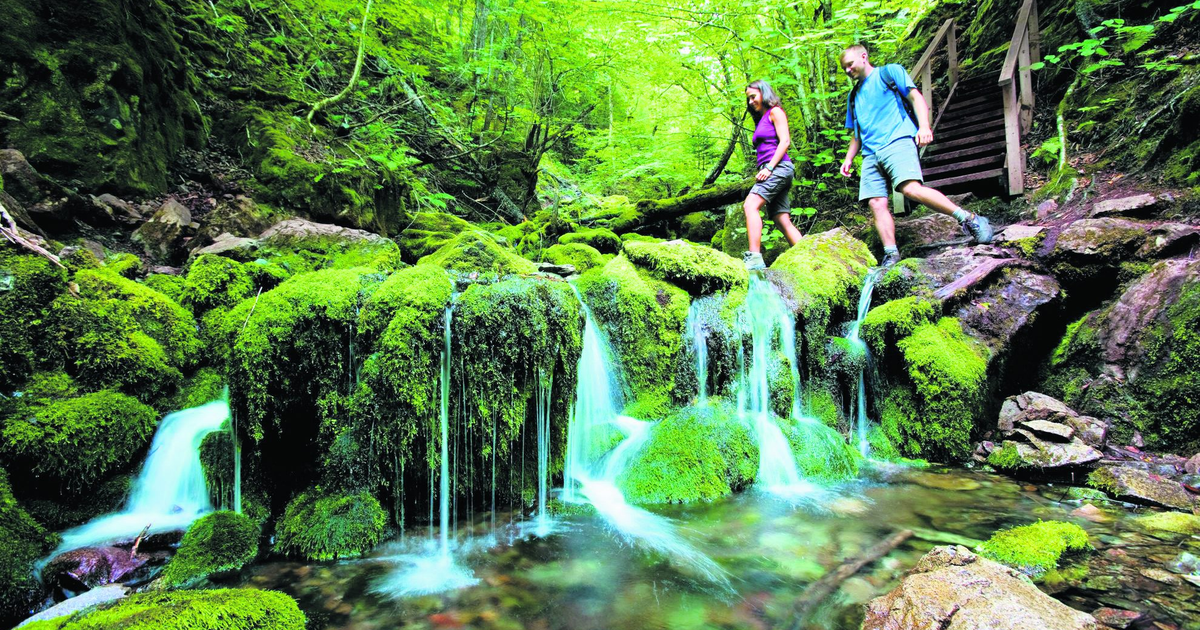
[
  {"xmin": 839, "ymin": 159, "xmax": 854, "ymax": 178},
  {"xmin": 756, "ymin": 168, "xmax": 772, "ymax": 182},
  {"xmin": 916, "ymin": 126, "xmax": 933, "ymax": 147}
]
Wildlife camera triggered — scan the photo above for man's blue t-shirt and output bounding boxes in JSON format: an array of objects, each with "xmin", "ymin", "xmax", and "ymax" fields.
[{"xmin": 844, "ymin": 64, "xmax": 918, "ymax": 156}]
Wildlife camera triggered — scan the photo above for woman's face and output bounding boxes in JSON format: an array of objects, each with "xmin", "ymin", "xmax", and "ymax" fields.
[{"xmin": 746, "ymin": 87, "xmax": 764, "ymax": 113}]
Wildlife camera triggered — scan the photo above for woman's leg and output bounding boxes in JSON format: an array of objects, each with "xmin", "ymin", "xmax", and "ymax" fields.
[
  {"xmin": 773, "ymin": 213, "xmax": 804, "ymax": 245},
  {"xmin": 744, "ymin": 194, "xmax": 766, "ymax": 252}
]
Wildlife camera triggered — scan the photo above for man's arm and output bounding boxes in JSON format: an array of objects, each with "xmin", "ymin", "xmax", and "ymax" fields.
[
  {"xmin": 840, "ymin": 136, "xmax": 861, "ymax": 178},
  {"xmin": 907, "ymin": 89, "xmax": 933, "ymax": 147}
]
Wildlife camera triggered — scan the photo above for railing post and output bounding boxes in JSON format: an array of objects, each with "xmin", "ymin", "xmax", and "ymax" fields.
[
  {"xmin": 1001, "ymin": 82, "xmax": 1024, "ymax": 195},
  {"xmin": 1018, "ymin": 31, "xmax": 1034, "ymax": 133},
  {"xmin": 922, "ymin": 63, "xmax": 934, "ymax": 119},
  {"xmin": 947, "ymin": 19, "xmax": 959, "ymax": 87},
  {"xmin": 1028, "ymin": 0, "xmax": 1041, "ymax": 63}
]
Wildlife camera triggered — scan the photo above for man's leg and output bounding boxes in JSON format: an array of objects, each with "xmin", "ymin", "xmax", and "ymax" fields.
[
  {"xmin": 772, "ymin": 213, "xmax": 803, "ymax": 245},
  {"xmin": 869, "ymin": 197, "xmax": 895, "ymax": 248},
  {"xmin": 743, "ymin": 194, "xmax": 766, "ymax": 252},
  {"xmin": 897, "ymin": 180, "xmax": 993, "ymax": 244}
]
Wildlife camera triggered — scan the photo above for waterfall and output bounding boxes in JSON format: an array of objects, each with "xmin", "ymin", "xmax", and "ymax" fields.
[
  {"xmin": 48, "ymin": 398, "xmax": 230, "ymax": 556},
  {"xmin": 438, "ymin": 303, "xmax": 452, "ymax": 557},
  {"xmin": 686, "ymin": 301, "xmax": 709, "ymax": 403},
  {"xmin": 736, "ymin": 275, "xmax": 806, "ymax": 492},
  {"xmin": 847, "ymin": 268, "xmax": 884, "ymax": 457},
  {"xmin": 535, "ymin": 367, "xmax": 554, "ymax": 536}
]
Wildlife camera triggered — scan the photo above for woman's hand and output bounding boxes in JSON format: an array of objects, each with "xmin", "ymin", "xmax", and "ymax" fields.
[{"xmin": 756, "ymin": 168, "xmax": 773, "ymax": 182}]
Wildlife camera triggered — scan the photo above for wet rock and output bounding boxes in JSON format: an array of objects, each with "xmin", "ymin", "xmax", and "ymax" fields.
[
  {"xmin": 16, "ymin": 584, "xmax": 128, "ymax": 627},
  {"xmin": 1166, "ymin": 552, "xmax": 1200, "ymax": 575},
  {"xmin": 534, "ymin": 261, "xmax": 575, "ymax": 277},
  {"xmin": 43, "ymin": 547, "xmax": 149, "ymax": 591},
  {"xmin": 986, "ymin": 392, "xmax": 1106, "ymax": 473},
  {"xmin": 191, "ymin": 232, "xmax": 259, "ymax": 259},
  {"xmin": 861, "ymin": 545, "xmax": 1098, "ymax": 630},
  {"xmin": 1089, "ymin": 193, "xmax": 1160, "ymax": 218},
  {"xmin": 132, "ymin": 198, "xmax": 194, "ymax": 263},
  {"xmin": 1139, "ymin": 567, "xmax": 1182, "ymax": 585},
  {"xmin": 1139, "ymin": 222, "xmax": 1200, "ymax": 258},
  {"xmin": 1004, "ymin": 436, "xmax": 1103, "ymax": 469},
  {"xmin": 895, "ymin": 213, "xmax": 964, "ymax": 250},
  {"xmin": 1090, "ymin": 607, "xmax": 1143, "ymax": 629},
  {"xmin": 1019, "ymin": 419, "xmax": 1075, "ymax": 442},
  {"xmin": 1186, "ymin": 454, "xmax": 1200, "ymax": 475},
  {"xmin": 1070, "ymin": 504, "xmax": 1113, "ymax": 523},
  {"xmin": 1090, "ymin": 465, "xmax": 1199, "ymax": 510},
  {"xmin": 1052, "ymin": 218, "xmax": 1152, "ymax": 261},
  {"xmin": 90, "ymin": 193, "xmax": 142, "ymax": 225},
  {"xmin": 259, "ymin": 218, "xmax": 385, "ymax": 244}
]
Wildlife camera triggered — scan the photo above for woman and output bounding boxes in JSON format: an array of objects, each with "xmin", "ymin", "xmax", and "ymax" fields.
[{"xmin": 742, "ymin": 79, "xmax": 802, "ymax": 271}]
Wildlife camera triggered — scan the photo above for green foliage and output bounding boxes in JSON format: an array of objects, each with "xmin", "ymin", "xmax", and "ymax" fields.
[
  {"xmin": 542, "ymin": 243, "xmax": 607, "ymax": 273},
  {"xmin": 619, "ymin": 402, "xmax": 757, "ymax": 504},
  {"xmin": 977, "ymin": 520, "xmax": 1091, "ymax": 579},
  {"xmin": 21, "ymin": 588, "xmax": 306, "ymax": 630},
  {"xmin": 105, "ymin": 253, "xmax": 143, "ymax": 279},
  {"xmin": 0, "ymin": 467, "xmax": 55, "ymax": 625},
  {"xmin": 2, "ymin": 390, "xmax": 157, "ymax": 495},
  {"xmin": 559, "ymin": 227, "xmax": 622, "ymax": 254},
  {"xmin": 274, "ymin": 490, "xmax": 386, "ymax": 560},
  {"xmin": 623, "ymin": 239, "xmax": 748, "ymax": 296},
  {"xmin": 159, "ymin": 511, "xmax": 259, "ymax": 588},
  {"xmin": 22, "ymin": 474, "xmax": 131, "ymax": 531},
  {"xmin": 0, "ymin": 243, "xmax": 67, "ymax": 393}
]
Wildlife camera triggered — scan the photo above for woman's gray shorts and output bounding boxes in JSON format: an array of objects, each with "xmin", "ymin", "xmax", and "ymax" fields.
[{"xmin": 749, "ymin": 160, "xmax": 794, "ymax": 216}]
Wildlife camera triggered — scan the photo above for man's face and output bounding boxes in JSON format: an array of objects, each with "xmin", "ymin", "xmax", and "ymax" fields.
[{"xmin": 841, "ymin": 51, "xmax": 868, "ymax": 80}]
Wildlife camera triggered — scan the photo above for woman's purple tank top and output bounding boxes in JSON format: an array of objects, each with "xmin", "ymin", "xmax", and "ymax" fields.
[{"xmin": 752, "ymin": 107, "xmax": 791, "ymax": 168}]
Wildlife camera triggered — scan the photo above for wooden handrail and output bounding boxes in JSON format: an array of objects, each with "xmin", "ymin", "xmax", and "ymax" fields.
[
  {"xmin": 912, "ymin": 19, "xmax": 957, "ymax": 80},
  {"xmin": 998, "ymin": 0, "xmax": 1039, "ymax": 196}
]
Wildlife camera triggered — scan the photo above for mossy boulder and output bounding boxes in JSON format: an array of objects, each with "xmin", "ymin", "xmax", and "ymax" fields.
[
  {"xmin": 0, "ymin": 243, "xmax": 68, "ymax": 393},
  {"xmin": 542, "ymin": 242, "xmax": 607, "ymax": 274},
  {"xmin": 180, "ymin": 254, "xmax": 254, "ymax": 313},
  {"xmin": 274, "ymin": 490, "xmax": 386, "ymax": 561},
  {"xmin": 395, "ymin": 211, "xmax": 473, "ymax": 263},
  {"xmin": 861, "ymin": 297, "xmax": 938, "ymax": 357},
  {"xmin": 783, "ymin": 416, "xmax": 861, "ymax": 482},
  {"xmin": 577, "ymin": 255, "xmax": 690, "ymax": 418},
  {"xmin": 254, "ymin": 219, "xmax": 403, "ymax": 274},
  {"xmin": 619, "ymin": 403, "xmax": 757, "ymax": 504},
  {"xmin": 0, "ymin": 467, "xmax": 56, "ymax": 626},
  {"xmin": 20, "ymin": 588, "xmax": 306, "ymax": 630},
  {"xmin": 977, "ymin": 521, "xmax": 1090, "ymax": 580},
  {"xmin": 560, "ymin": 227, "xmax": 622, "ymax": 254},
  {"xmin": 1, "ymin": 389, "xmax": 157, "ymax": 495},
  {"xmin": 0, "ymin": 0, "xmax": 197, "ymax": 196},
  {"xmin": 158, "ymin": 511, "xmax": 258, "ymax": 588},
  {"xmin": 420, "ymin": 230, "xmax": 537, "ymax": 276},
  {"xmin": 580, "ymin": 195, "xmax": 641, "ymax": 233},
  {"xmin": 623, "ymin": 239, "xmax": 747, "ymax": 296}
]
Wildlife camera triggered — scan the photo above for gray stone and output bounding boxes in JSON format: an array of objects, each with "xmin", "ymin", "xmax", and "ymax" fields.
[
  {"xmin": 1186, "ymin": 453, "xmax": 1200, "ymax": 476},
  {"xmin": 192, "ymin": 232, "xmax": 259, "ymax": 258},
  {"xmin": 862, "ymin": 545, "xmax": 1098, "ymax": 630},
  {"xmin": 1092, "ymin": 465, "xmax": 1198, "ymax": 510},
  {"xmin": 1036, "ymin": 199, "xmax": 1058, "ymax": 220},
  {"xmin": 1064, "ymin": 415, "xmax": 1107, "ymax": 447},
  {"xmin": 132, "ymin": 198, "xmax": 194, "ymax": 263},
  {"xmin": 17, "ymin": 584, "xmax": 127, "ymax": 627},
  {"xmin": 535, "ymin": 262, "xmax": 576, "ymax": 277},
  {"xmin": 1008, "ymin": 436, "xmax": 1102, "ymax": 469},
  {"xmin": 999, "ymin": 224, "xmax": 1045, "ymax": 242},
  {"xmin": 1090, "ymin": 607, "xmax": 1142, "ymax": 629},
  {"xmin": 259, "ymin": 218, "xmax": 385, "ymax": 244},
  {"xmin": 1089, "ymin": 194, "xmax": 1159, "ymax": 218},
  {"xmin": 1018, "ymin": 419, "xmax": 1075, "ymax": 442}
]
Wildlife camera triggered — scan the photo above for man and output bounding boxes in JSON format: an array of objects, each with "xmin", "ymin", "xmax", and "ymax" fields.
[{"xmin": 838, "ymin": 44, "xmax": 993, "ymax": 268}]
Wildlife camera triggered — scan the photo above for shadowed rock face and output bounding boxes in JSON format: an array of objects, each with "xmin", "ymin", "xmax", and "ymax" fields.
[{"xmin": 862, "ymin": 545, "xmax": 1098, "ymax": 630}]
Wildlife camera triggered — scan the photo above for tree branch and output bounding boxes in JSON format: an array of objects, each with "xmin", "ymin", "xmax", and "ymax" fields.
[{"xmin": 306, "ymin": 0, "xmax": 373, "ymax": 133}]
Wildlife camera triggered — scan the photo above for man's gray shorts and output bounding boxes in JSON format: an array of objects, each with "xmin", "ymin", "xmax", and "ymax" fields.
[
  {"xmin": 749, "ymin": 160, "xmax": 794, "ymax": 216},
  {"xmin": 859, "ymin": 138, "xmax": 923, "ymax": 201}
]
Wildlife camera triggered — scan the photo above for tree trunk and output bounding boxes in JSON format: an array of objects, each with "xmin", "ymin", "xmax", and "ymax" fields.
[
  {"xmin": 703, "ymin": 112, "xmax": 745, "ymax": 186},
  {"xmin": 625, "ymin": 177, "xmax": 755, "ymax": 230}
]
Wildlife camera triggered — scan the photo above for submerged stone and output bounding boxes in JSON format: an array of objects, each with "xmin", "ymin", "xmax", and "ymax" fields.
[{"xmin": 1088, "ymin": 465, "xmax": 1199, "ymax": 510}]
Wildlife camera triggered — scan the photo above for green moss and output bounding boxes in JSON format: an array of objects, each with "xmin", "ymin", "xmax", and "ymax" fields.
[
  {"xmin": 782, "ymin": 416, "xmax": 860, "ymax": 482},
  {"xmin": 873, "ymin": 258, "xmax": 930, "ymax": 304},
  {"xmin": 105, "ymin": 253, "xmax": 143, "ymax": 279},
  {"xmin": 23, "ymin": 474, "xmax": 131, "ymax": 531},
  {"xmin": 623, "ymin": 239, "xmax": 747, "ymax": 296},
  {"xmin": 805, "ymin": 388, "xmax": 841, "ymax": 428},
  {"xmin": 395, "ymin": 211, "xmax": 473, "ymax": 263},
  {"xmin": 619, "ymin": 403, "xmax": 757, "ymax": 503},
  {"xmin": 560, "ymin": 227, "xmax": 622, "ymax": 254},
  {"xmin": 181, "ymin": 254, "xmax": 254, "ymax": 312},
  {"xmin": 580, "ymin": 195, "xmax": 641, "ymax": 233},
  {"xmin": 2, "ymin": 390, "xmax": 157, "ymax": 494},
  {"xmin": 1126, "ymin": 280, "xmax": 1200, "ymax": 452},
  {"xmin": 1133, "ymin": 511, "xmax": 1200, "ymax": 535},
  {"xmin": 1010, "ymin": 236, "xmax": 1043, "ymax": 259},
  {"xmin": 986, "ymin": 442, "xmax": 1025, "ymax": 470},
  {"xmin": 142, "ymin": 273, "xmax": 187, "ymax": 304},
  {"xmin": 893, "ymin": 318, "xmax": 988, "ymax": 460},
  {"xmin": 977, "ymin": 520, "xmax": 1091, "ymax": 579},
  {"xmin": 0, "ymin": 467, "xmax": 55, "ymax": 625},
  {"xmin": 274, "ymin": 490, "xmax": 386, "ymax": 560},
  {"xmin": 21, "ymin": 588, "xmax": 305, "ymax": 630},
  {"xmin": 861, "ymin": 298, "xmax": 938, "ymax": 358},
  {"xmin": 419, "ymin": 230, "xmax": 537, "ymax": 276},
  {"xmin": 577, "ymin": 255, "xmax": 690, "ymax": 417},
  {"xmin": 542, "ymin": 243, "xmax": 606, "ymax": 273},
  {"xmin": 199, "ymin": 430, "xmax": 235, "ymax": 509},
  {"xmin": 0, "ymin": 243, "xmax": 68, "ymax": 393},
  {"xmin": 159, "ymin": 511, "xmax": 258, "ymax": 588}
]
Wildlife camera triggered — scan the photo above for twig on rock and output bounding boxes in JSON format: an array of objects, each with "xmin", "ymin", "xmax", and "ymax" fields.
[{"xmin": 787, "ymin": 529, "xmax": 914, "ymax": 630}]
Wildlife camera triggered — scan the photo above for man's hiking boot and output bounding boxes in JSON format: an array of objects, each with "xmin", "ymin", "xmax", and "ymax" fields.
[
  {"xmin": 743, "ymin": 251, "xmax": 766, "ymax": 271},
  {"xmin": 961, "ymin": 214, "xmax": 994, "ymax": 244},
  {"xmin": 881, "ymin": 250, "xmax": 902, "ymax": 269}
]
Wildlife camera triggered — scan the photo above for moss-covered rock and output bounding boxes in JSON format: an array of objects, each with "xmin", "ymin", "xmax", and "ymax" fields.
[
  {"xmin": 0, "ymin": 243, "xmax": 68, "ymax": 393},
  {"xmin": 619, "ymin": 403, "xmax": 757, "ymax": 504},
  {"xmin": 180, "ymin": 254, "xmax": 254, "ymax": 313},
  {"xmin": 20, "ymin": 588, "xmax": 306, "ymax": 630},
  {"xmin": 977, "ymin": 520, "xmax": 1090, "ymax": 580},
  {"xmin": 420, "ymin": 230, "xmax": 537, "ymax": 277},
  {"xmin": 158, "ymin": 511, "xmax": 258, "ymax": 588},
  {"xmin": 559, "ymin": 227, "xmax": 622, "ymax": 254},
  {"xmin": 395, "ymin": 211, "xmax": 473, "ymax": 263},
  {"xmin": 782, "ymin": 416, "xmax": 861, "ymax": 482},
  {"xmin": 579, "ymin": 195, "xmax": 641, "ymax": 233},
  {"xmin": 577, "ymin": 255, "xmax": 690, "ymax": 417},
  {"xmin": 623, "ymin": 239, "xmax": 747, "ymax": 296},
  {"xmin": 1133, "ymin": 511, "xmax": 1200, "ymax": 536},
  {"xmin": 274, "ymin": 490, "xmax": 385, "ymax": 561},
  {"xmin": 542, "ymin": 242, "xmax": 607, "ymax": 274},
  {"xmin": 0, "ymin": 467, "xmax": 55, "ymax": 626},
  {"xmin": 2, "ymin": 389, "xmax": 157, "ymax": 495},
  {"xmin": 860, "ymin": 297, "xmax": 938, "ymax": 358}
]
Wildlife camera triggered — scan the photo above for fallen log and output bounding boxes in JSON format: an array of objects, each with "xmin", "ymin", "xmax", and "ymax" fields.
[
  {"xmin": 787, "ymin": 529, "xmax": 914, "ymax": 630},
  {"xmin": 627, "ymin": 176, "xmax": 755, "ymax": 229}
]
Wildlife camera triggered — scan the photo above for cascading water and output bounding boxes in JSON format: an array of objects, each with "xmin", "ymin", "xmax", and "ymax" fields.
[
  {"xmin": 48, "ymin": 398, "xmax": 231, "ymax": 556},
  {"xmin": 563, "ymin": 286, "xmax": 729, "ymax": 587},
  {"xmin": 736, "ymin": 275, "xmax": 808, "ymax": 493},
  {"xmin": 534, "ymin": 367, "xmax": 554, "ymax": 536},
  {"xmin": 846, "ymin": 268, "xmax": 884, "ymax": 457},
  {"xmin": 686, "ymin": 301, "xmax": 709, "ymax": 404}
]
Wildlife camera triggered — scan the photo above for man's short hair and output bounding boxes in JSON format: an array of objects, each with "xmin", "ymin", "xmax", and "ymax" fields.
[{"xmin": 841, "ymin": 44, "xmax": 868, "ymax": 59}]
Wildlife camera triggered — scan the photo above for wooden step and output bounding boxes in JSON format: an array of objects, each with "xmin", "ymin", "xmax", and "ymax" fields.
[
  {"xmin": 924, "ymin": 129, "xmax": 1007, "ymax": 154},
  {"xmin": 923, "ymin": 154, "xmax": 1005, "ymax": 177},
  {"xmin": 943, "ymin": 93, "xmax": 995, "ymax": 112},
  {"xmin": 943, "ymin": 100, "xmax": 1002, "ymax": 119},
  {"xmin": 922, "ymin": 141, "xmax": 1007, "ymax": 165},
  {"xmin": 938, "ymin": 110, "xmax": 1005, "ymax": 132},
  {"xmin": 924, "ymin": 168, "xmax": 1005, "ymax": 189},
  {"xmin": 934, "ymin": 118, "xmax": 1005, "ymax": 143}
]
